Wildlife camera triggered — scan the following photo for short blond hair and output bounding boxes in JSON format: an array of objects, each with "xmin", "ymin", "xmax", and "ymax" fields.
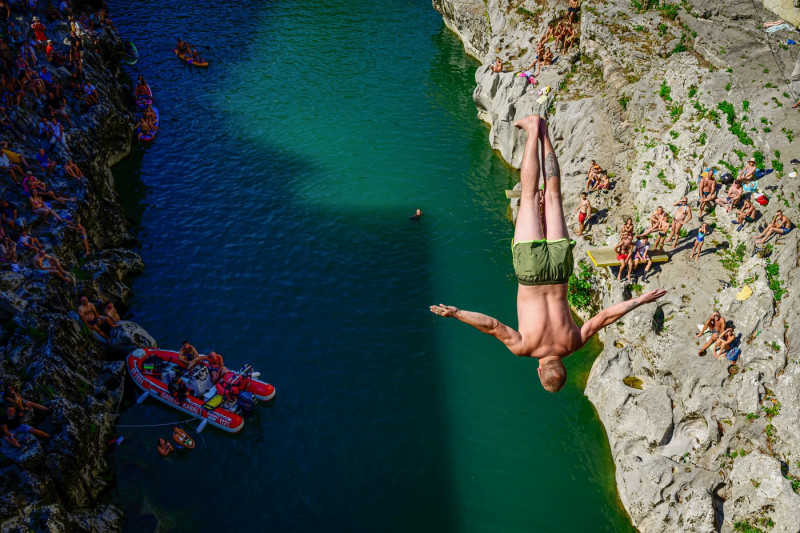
[{"xmin": 539, "ymin": 358, "xmax": 567, "ymax": 393}]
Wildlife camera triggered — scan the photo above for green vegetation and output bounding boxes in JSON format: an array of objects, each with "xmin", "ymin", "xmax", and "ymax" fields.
[
  {"xmin": 725, "ymin": 82, "xmax": 732, "ymax": 91},
  {"xmin": 659, "ymin": 79, "xmax": 672, "ymax": 102},
  {"xmin": 745, "ymin": 412, "xmax": 758, "ymax": 420},
  {"xmin": 21, "ymin": 326, "xmax": 48, "ymax": 341},
  {"xmin": 782, "ymin": 128, "xmax": 794, "ymax": 143},
  {"xmin": 742, "ymin": 100, "xmax": 749, "ymax": 112},
  {"xmin": 772, "ymin": 159, "xmax": 783, "ymax": 174},
  {"xmin": 717, "ymin": 101, "xmax": 753, "ymax": 145},
  {"xmin": 733, "ymin": 149, "xmax": 746, "ymax": 161},
  {"xmin": 698, "ymin": 132, "xmax": 707, "ymax": 145},
  {"xmin": 718, "ymin": 159, "xmax": 738, "ymax": 175},
  {"xmin": 772, "ymin": 97, "xmax": 783, "ymax": 108},
  {"xmin": 671, "ymin": 42, "xmax": 687, "ymax": 55},
  {"xmin": 764, "ymin": 82, "xmax": 776, "ymax": 89},
  {"xmin": 764, "ymin": 258, "xmax": 786, "ymax": 301},
  {"xmin": 763, "ymin": 399, "xmax": 781, "ymax": 418},
  {"xmin": 620, "ymin": 96, "xmax": 630, "ymax": 110},
  {"xmin": 720, "ymin": 242, "xmax": 747, "ymax": 272},
  {"xmin": 670, "ymin": 103, "xmax": 683, "ymax": 120},
  {"xmin": 733, "ymin": 520, "xmax": 766, "ymax": 533},
  {"xmin": 515, "ymin": 6, "xmax": 542, "ymax": 20},
  {"xmin": 568, "ymin": 261, "xmax": 596, "ymax": 311},
  {"xmin": 752, "ymin": 151, "xmax": 765, "ymax": 168},
  {"xmin": 657, "ymin": 22, "xmax": 668, "ymax": 35},
  {"xmin": 657, "ymin": 169, "xmax": 676, "ymax": 190},
  {"xmin": 660, "ymin": 3, "xmax": 679, "ymax": 19},
  {"xmin": 667, "ymin": 143, "xmax": 680, "ymax": 157}
]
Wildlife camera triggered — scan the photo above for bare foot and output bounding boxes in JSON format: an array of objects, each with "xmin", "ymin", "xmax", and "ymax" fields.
[{"xmin": 514, "ymin": 115, "xmax": 541, "ymax": 131}]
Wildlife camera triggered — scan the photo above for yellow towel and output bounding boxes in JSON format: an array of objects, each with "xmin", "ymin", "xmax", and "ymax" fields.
[{"xmin": 736, "ymin": 285, "xmax": 753, "ymax": 301}]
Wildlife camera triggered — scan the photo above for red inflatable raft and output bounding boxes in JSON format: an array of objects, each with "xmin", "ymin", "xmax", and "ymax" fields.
[{"xmin": 127, "ymin": 348, "xmax": 276, "ymax": 433}]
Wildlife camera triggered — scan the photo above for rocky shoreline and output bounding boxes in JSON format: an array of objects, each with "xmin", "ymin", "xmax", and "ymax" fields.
[
  {"xmin": 434, "ymin": 0, "xmax": 800, "ymax": 531},
  {"xmin": 0, "ymin": 4, "xmax": 155, "ymax": 530}
]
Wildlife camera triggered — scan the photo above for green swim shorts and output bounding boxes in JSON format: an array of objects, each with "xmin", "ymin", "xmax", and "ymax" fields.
[{"xmin": 512, "ymin": 238, "xmax": 576, "ymax": 286}]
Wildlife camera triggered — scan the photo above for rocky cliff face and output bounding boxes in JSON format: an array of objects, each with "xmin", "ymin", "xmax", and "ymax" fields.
[
  {"xmin": 0, "ymin": 13, "xmax": 154, "ymax": 533},
  {"xmin": 434, "ymin": 0, "xmax": 800, "ymax": 531}
]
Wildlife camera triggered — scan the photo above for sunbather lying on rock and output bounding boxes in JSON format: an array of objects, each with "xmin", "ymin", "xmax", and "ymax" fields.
[
  {"xmin": 754, "ymin": 210, "xmax": 791, "ymax": 244},
  {"xmin": 431, "ymin": 115, "xmax": 665, "ymax": 393}
]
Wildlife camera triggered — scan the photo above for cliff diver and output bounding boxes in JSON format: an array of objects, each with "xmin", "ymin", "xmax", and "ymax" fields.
[{"xmin": 431, "ymin": 115, "xmax": 665, "ymax": 393}]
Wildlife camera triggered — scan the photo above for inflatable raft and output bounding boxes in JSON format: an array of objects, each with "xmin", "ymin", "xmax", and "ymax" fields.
[
  {"xmin": 137, "ymin": 107, "xmax": 159, "ymax": 142},
  {"xmin": 123, "ymin": 41, "xmax": 138, "ymax": 65},
  {"xmin": 127, "ymin": 348, "xmax": 276, "ymax": 433}
]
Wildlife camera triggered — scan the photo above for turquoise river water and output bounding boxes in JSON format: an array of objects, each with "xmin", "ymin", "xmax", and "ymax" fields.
[{"xmin": 108, "ymin": 1, "xmax": 635, "ymax": 531}]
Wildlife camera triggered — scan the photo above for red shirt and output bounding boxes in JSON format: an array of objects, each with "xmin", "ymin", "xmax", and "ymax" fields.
[{"xmin": 31, "ymin": 22, "xmax": 46, "ymax": 41}]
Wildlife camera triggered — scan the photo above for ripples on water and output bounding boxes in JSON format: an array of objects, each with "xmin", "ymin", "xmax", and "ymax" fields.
[{"xmin": 108, "ymin": 0, "xmax": 634, "ymax": 531}]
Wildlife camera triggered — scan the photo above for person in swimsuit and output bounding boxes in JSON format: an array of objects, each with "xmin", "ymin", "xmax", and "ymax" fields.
[
  {"xmin": 632, "ymin": 235, "xmax": 652, "ymax": 281},
  {"xmin": 178, "ymin": 340, "xmax": 207, "ymax": 369},
  {"xmin": 77, "ymin": 295, "xmax": 116, "ymax": 337},
  {"xmin": 157, "ymin": 437, "xmax": 173, "ymax": 457},
  {"xmin": 689, "ymin": 222, "xmax": 708, "ymax": 261},
  {"xmin": 698, "ymin": 173, "xmax": 716, "ymax": 221},
  {"xmin": 64, "ymin": 159, "xmax": 85, "ymax": 179},
  {"xmin": 1, "ymin": 404, "xmax": 49, "ymax": 448},
  {"xmin": 206, "ymin": 351, "xmax": 227, "ymax": 384},
  {"xmin": 490, "ymin": 57, "xmax": 503, "ymax": 74},
  {"xmin": 575, "ymin": 192, "xmax": 591, "ymax": 235},
  {"xmin": 755, "ymin": 211, "xmax": 792, "ymax": 244},
  {"xmin": 29, "ymin": 189, "xmax": 64, "ymax": 224},
  {"xmin": 621, "ymin": 217, "xmax": 634, "ymax": 239},
  {"xmin": 638, "ymin": 206, "xmax": 665, "ymax": 237},
  {"xmin": 653, "ymin": 214, "xmax": 671, "ymax": 251},
  {"xmin": 712, "ymin": 327, "xmax": 736, "ymax": 360},
  {"xmin": 3, "ymin": 384, "xmax": 49, "ymax": 413},
  {"xmin": 430, "ymin": 115, "xmax": 665, "ymax": 393},
  {"xmin": 567, "ymin": 0, "xmax": 580, "ymax": 22},
  {"xmin": 695, "ymin": 310, "xmax": 725, "ymax": 355},
  {"xmin": 614, "ymin": 232, "xmax": 634, "ymax": 282},
  {"xmin": 715, "ymin": 179, "xmax": 743, "ymax": 213},
  {"xmin": 734, "ymin": 199, "xmax": 757, "ymax": 230},
  {"xmin": 668, "ymin": 197, "xmax": 692, "ymax": 248},
  {"xmin": 737, "ymin": 159, "xmax": 757, "ymax": 183}
]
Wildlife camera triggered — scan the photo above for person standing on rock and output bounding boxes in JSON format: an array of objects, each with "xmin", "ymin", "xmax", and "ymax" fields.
[
  {"xmin": 430, "ymin": 115, "xmax": 666, "ymax": 393},
  {"xmin": 668, "ymin": 197, "xmax": 692, "ymax": 248},
  {"xmin": 575, "ymin": 192, "xmax": 591, "ymax": 235},
  {"xmin": 567, "ymin": 0, "xmax": 580, "ymax": 22}
]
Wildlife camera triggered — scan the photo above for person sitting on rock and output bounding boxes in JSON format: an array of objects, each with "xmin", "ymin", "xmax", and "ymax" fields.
[
  {"xmin": 33, "ymin": 247, "xmax": 71, "ymax": 282},
  {"xmin": 754, "ymin": 210, "xmax": 792, "ymax": 244},
  {"xmin": 17, "ymin": 229, "xmax": 42, "ymax": 251},
  {"xmin": 733, "ymin": 199, "xmax": 757, "ymax": 231},
  {"xmin": 713, "ymin": 327, "xmax": 736, "ymax": 359},
  {"xmin": 29, "ymin": 190, "xmax": 64, "ymax": 225},
  {"xmin": 64, "ymin": 159, "xmax": 84, "ymax": 179},
  {"xmin": 46, "ymin": 91, "xmax": 72, "ymax": 127},
  {"xmin": 35, "ymin": 148, "xmax": 56, "ymax": 176},
  {"xmin": 715, "ymin": 179, "xmax": 743, "ymax": 213},
  {"xmin": 561, "ymin": 24, "xmax": 577, "ymax": 54},
  {"xmin": 0, "ymin": 235, "xmax": 18, "ymax": 267},
  {"xmin": 695, "ymin": 310, "xmax": 725, "ymax": 355},
  {"xmin": 3, "ymin": 384, "xmax": 50, "ymax": 413},
  {"xmin": 638, "ymin": 206, "xmax": 665, "ymax": 237},
  {"xmin": 0, "ymin": 106, "xmax": 23, "ymax": 139},
  {"xmin": 157, "ymin": 437, "xmax": 173, "ymax": 457},
  {"xmin": 0, "ymin": 149, "xmax": 22, "ymax": 183},
  {"xmin": 103, "ymin": 302, "xmax": 121, "ymax": 322},
  {"xmin": 430, "ymin": 115, "xmax": 666, "ymax": 393},
  {"xmin": 0, "ymin": 199, "xmax": 21, "ymax": 232},
  {"xmin": 652, "ymin": 213, "xmax": 671, "ymax": 251},
  {"xmin": 77, "ymin": 295, "xmax": 117, "ymax": 338},
  {"xmin": 490, "ymin": 56, "xmax": 503, "ymax": 74},
  {"xmin": 1, "ymin": 404, "xmax": 49, "ymax": 448},
  {"xmin": 596, "ymin": 170, "xmax": 610, "ymax": 192},
  {"xmin": 737, "ymin": 158, "xmax": 757, "ymax": 183},
  {"xmin": 632, "ymin": 235, "xmax": 652, "ymax": 281},
  {"xmin": 621, "ymin": 217, "xmax": 634, "ymax": 239},
  {"xmin": 540, "ymin": 47, "xmax": 554, "ymax": 67}
]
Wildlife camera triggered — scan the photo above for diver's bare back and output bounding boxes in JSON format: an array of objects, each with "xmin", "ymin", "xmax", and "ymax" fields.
[{"xmin": 516, "ymin": 283, "xmax": 581, "ymax": 359}]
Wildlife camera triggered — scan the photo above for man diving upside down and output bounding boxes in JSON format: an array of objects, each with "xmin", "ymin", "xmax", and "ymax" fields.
[{"xmin": 430, "ymin": 116, "xmax": 665, "ymax": 393}]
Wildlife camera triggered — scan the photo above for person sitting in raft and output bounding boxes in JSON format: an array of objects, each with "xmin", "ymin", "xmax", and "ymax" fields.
[
  {"xmin": 754, "ymin": 210, "xmax": 792, "ymax": 244},
  {"xmin": 143, "ymin": 104, "xmax": 157, "ymax": 125},
  {"xmin": 157, "ymin": 437, "xmax": 173, "ymax": 457},
  {"xmin": 168, "ymin": 374, "xmax": 188, "ymax": 402},
  {"xmin": 135, "ymin": 115, "xmax": 156, "ymax": 141},
  {"xmin": 206, "ymin": 351, "xmax": 227, "ymax": 384},
  {"xmin": 490, "ymin": 57, "xmax": 503, "ymax": 74},
  {"xmin": 3, "ymin": 383, "xmax": 50, "ymax": 413},
  {"xmin": 189, "ymin": 47, "xmax": 204, "ymax": 63},
  {"xmin": 712, "ymin": 327, "xmax": 736, "ymax": 360},
  {"xmin": 737, "ymin": 158, "xmax": 757, "ymax": 183},
  {"xmin": 733, "ymin": 199, "xmax": 757, "ymax": 231},
  {"xmin": 1, "ymin": 404, "xmax": 49, "ymax": 448},
  {"xmin": 178, "ymin": 340, "xmax": 207, "ymax": 369},
  {"xmin": 134, "ymin": 75, "xmax": 151, "ymax": 101},
  {"xmin": 409, "ymin": 208, "xmax": 423, "ymax": 220},
  {"xmin": 689, "ymin": 222, "xmax": 708, "ymax": 262},
  {"xmin": 695, "ymin": 310, "xmax": 725, "ymax": 355},
  {"xmin": 430, "ymin": 115, "xmax": 665, "ymax": 393},
  {"xmin": 715, "ymin": 179, "xmax": 743, "ymax": 213}
]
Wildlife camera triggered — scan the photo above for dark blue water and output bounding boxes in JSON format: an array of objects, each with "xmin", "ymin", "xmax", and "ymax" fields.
[{"xmin": 108, "ymin": 1, "xmax": 634, "ymax": 531}]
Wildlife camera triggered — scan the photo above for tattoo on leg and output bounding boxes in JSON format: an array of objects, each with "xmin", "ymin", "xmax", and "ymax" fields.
[{"xmin": 545, "ymin": 153, "xmax": 560, "ymax": 181}]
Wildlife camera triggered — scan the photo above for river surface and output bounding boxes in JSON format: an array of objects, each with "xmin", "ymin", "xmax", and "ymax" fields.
[{"xmin": 108, "ymin": 1, "xmax": 635, "ymax": 531}]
